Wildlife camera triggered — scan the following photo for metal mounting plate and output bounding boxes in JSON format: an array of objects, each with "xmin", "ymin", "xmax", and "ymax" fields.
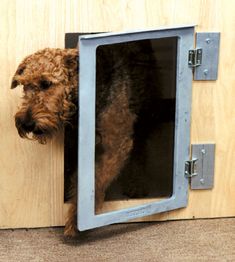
[
  {"xmin": 191, "ymin": 144, "xmax": 216, "ymax": 189},
  {"xmin": 194, "ymin": 32, "xmax": 220, "ymax": 80}
]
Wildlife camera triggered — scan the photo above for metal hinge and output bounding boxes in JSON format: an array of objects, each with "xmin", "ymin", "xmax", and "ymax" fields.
[
  {"xmin": 185, "ymin": 159, "xmax": 198, "ymax": 178},
  {"xmin": 188, "ymin": 48, "xmax": 202, "ymax": 68},
  {"xmin": 189, "ymin": 32, "xmax": 220, "ymax": 80},
  {"xmin": 185, "ymin": 144, "xmax": 216, "ymax": 190}
]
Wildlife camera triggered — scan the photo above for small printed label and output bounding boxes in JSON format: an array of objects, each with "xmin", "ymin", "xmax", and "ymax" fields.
[{"xmin": 125, "ymin": 206, "xmax": 152, "ymax": 219}]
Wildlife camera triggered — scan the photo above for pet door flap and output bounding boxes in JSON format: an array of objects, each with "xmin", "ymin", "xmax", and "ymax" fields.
[{"xmin": 77, "ymin": 25, "xmax": 195, "ymax": 231}]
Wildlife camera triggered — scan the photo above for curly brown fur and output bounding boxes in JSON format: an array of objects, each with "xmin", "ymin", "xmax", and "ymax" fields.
[
  {"xmin": 12, "ymin": 42, "xmax": 159, "ymax": 237},
  {"xmin": 12, "ymin": 48, "xmax": 78, "ymax": 144}
]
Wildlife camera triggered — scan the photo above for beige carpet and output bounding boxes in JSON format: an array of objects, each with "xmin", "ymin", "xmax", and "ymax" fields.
[{"xmin": 0, "ymin": 218, "xmax": 234, "ymax": 262}]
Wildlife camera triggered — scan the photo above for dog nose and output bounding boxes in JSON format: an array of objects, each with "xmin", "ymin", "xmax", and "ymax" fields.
[
  {"xmin": 15, "ymin": 109, "xmax": 36, "ymax": 132},
  {"xmin": 21, "ymin": 120, "xmax": 36, "ymax": 132}
]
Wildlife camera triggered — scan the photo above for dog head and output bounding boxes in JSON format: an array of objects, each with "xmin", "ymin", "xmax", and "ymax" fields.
[{"xmin": 11, "ymin": 48, "xmax": 78, "ymax": 144}]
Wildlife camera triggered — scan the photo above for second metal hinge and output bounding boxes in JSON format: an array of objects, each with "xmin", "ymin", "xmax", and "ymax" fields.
[
  {"xmin": 185, "ymin": 159, "xmax": 198, "ymax": 178},
  {"xmin": 185, "ymin": 144, "xmax": 215, "ymax": 190}
]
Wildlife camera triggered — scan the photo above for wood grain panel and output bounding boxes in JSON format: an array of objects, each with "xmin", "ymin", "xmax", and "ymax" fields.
[
  {"xmin": 0, "ymin": 0, "xmax": 234, "ymax": 228},
  {"xmin": 0, "ymin": 0, "xmax": 68, "ymax": 228}
]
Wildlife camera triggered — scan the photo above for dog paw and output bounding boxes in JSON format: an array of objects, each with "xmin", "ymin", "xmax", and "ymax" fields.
[{"xmin": 64, "ymin": 222, "xmax": 78, "ymax": 238}]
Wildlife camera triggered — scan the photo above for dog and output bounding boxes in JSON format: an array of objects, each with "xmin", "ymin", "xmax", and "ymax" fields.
[{"xmin": 11, "ymin": 42, "xmax": 160, "ymax": 236}]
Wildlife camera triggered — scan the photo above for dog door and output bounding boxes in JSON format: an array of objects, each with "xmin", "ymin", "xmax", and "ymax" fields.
[{"xmin": 78, "ymin": 26, "xmax": 194, "ymax": 231}]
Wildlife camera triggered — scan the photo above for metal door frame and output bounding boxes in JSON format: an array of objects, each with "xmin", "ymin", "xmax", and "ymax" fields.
[{"xmin": 78, "ymin": 25, "xmax": 195, "ymax": 231}]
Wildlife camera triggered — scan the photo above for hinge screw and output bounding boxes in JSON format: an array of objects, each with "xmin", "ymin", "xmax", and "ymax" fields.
[
  {"xmin": 200, "ymin": 178, "xmax": 205, "ymax": 184},
  {"xmin": 201, "ymin": 149, "xmax": 206, "ymax": 154},
  {"xmin": 203, "ymin": 69, "xmax": 209, "ymax": 76},
  {"xmin": 206, "ymin": 38, "xmax": 211, "ymax": 44}
]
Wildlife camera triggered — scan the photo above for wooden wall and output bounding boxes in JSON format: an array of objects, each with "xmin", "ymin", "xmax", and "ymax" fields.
[{"xmin": 0, "ymin": 0, "xmax": 234, "ymax": 228}]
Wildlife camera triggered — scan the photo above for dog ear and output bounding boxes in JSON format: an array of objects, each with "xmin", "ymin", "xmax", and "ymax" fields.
[
  {"xmin": 11, "ymin": 65, "xmax": 26, "ymax": 89},
  {"xmin": 11, "ymin": 78, "xmax": 19, "ymax": 89},
  {"xmin": 63, "ymin": 49, "xmax": 78, "ymax": 70}
]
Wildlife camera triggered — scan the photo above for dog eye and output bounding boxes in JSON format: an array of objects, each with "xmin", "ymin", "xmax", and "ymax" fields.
[
  {"xmin": 40, "ymin": 80, "xmax": 52, "ymax": 90},
  {"xmin": 17, "ymin": 66, "xmax": 26, "ymax": 75}
]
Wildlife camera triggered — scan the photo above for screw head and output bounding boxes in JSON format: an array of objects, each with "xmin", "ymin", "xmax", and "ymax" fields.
[
  {"xmin": 203, "ymin": 69, "xmax": 209, "ymax": 76},
  {"xmin": 200, "ymin": 178, "xmax": 205, "ymax": 184},
  {"xmin": 206, "ymin": 38, "xmax": 211, "ymax": 44}
]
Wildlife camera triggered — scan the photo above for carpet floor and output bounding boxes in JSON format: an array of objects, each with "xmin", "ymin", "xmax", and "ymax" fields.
[{"xmin": 0, "ymin": 218, "xmax": 234, "ymax": 262}]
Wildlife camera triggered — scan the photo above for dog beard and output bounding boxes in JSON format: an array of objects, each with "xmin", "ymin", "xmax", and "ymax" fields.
[{"xmin": 15, "ymin": 114, "xmax": 62, "ymax": 144}]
